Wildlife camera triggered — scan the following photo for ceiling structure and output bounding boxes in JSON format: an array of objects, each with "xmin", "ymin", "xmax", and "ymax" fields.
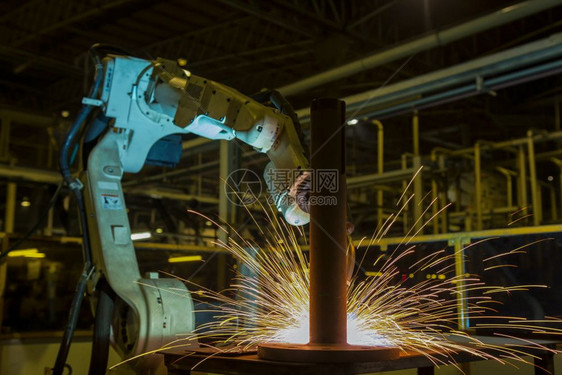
[{"xmin": 1, "ymin": 0, "xmax": 562, "ymax": 236}]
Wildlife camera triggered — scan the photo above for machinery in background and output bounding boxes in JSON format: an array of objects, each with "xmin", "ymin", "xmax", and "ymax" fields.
[{"xmin": 54, "ymin": 47, "xmax": 311, "ymax": 374}]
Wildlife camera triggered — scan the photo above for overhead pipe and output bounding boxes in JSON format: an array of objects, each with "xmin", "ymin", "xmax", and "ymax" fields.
[
  {"xmin": 152, "ymin": 30, "xmax": 562, "ymax": 159},
  {"xmin": 144, "ymin": 29, "xmax": 562, "ymax": 158},
  {"xmin": 365, "ymin": 58, "xmax": 562, "ymax": 119},
  {"xmin": 294, "ymin": 32, "xmax": 562, "ymax": 121},
  {"xmin": 279, "ymin": 0, "xmax": 562, "ymax": 97}
]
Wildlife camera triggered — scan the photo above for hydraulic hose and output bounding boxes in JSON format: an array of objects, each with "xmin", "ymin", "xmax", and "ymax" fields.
[
  {"xmin": 52, "ymin": 44, "xmax": 105, "ymax": 375},
  {"xmin": 88, "ymin": 280, "xmax": 115, "ymax": 375}
]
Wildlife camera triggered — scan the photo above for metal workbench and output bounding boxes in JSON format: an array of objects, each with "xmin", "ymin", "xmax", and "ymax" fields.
[{"xmin": 163, "ymin": 336, "xmax": 559, "ymax": 375}]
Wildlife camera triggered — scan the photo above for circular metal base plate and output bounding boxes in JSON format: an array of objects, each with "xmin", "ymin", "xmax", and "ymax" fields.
[{"xmin": 257, "ymin": 343, "xmax": 400, "ymax": 363}]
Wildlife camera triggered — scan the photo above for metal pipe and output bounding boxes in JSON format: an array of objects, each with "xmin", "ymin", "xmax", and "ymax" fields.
[
  {"xmin": 217, "ymin": 140, "xmax": 231, "ymax": 291},
  {"xmin": 372, "ymin": 120, "xmax": 384, "ymax": 229},
  {"xmin": 413, "ymin": 156, "xmax": 423, "ymax": 233},
  {"xmin": 294, "ymin": 33, "xmax": 562, "ymax": 123},
  {"xmin": 412, "ymin": 111, "xmax": 420, "ymax": 156},
  {"xmin": 365, "ymin": 58, "xmax": 562, "ymax": 119},
  {"xmin": 518, "ymin": 146, "xmax": 528, "ymax": 211},
  {"xmin": 125, "ymin": 188, "xmax": 220, "ymax": 204},
  {"xmin": 4, "ymin": 182, "xmax": 16, "ymax": 233},
  {"xmin": 309, "ymin": 98, "xmax": 347, "ymax": 345},
  {"xmin": 474, "ymin": 143, "xmax": 483, "ymax": 230},
  {"xmin": 451, "ymin": 237, "xmax": 470, "ymax": 330},
  {"xmin": 279, "ymin": 0, "xmax": 561, "ymax": 97},
  {"xmin": 431, "ymin": 176, "xmax": 439, "ymax": 234},
  {"xmin": 347, "ymin": 168, "xmax": 416, "ymax": 188},
  {"xmin": 551, "ymin": 158, "xmax": 562, "ymax": 218},
  {"xmin": 0, "ymin": 164, "xmax": 60, "ymax": 184},
  {"xmin": 527, "ymin": 131, "xmax": 540, "ymax": 226},
  {"xmin": 496, "ymin": 167, "xmax": 516, "ymax": 209},
  {"xmin": 438, "ymin": 154, "xmax": 448, "ymax": 233},
  {"xmin": 401, "ymin": 154, "xmax": 410, "ymax": 234},
  {"xmin": 537, "ymin": 183, "xmax": 543, "ymax": 223},
  {"xmin": 430, "ymin": 147, "xmax": 451, "ymax": 234}
]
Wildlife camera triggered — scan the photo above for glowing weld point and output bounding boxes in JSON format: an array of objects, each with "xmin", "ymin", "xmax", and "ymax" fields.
[
  {"xmin": 272, "ymin": 312, "xmax": 309, "ymax": 344},
  {"xmin": 271, "ymin": 312, "xmax": 392, "ymax": 347},
  {"xmin": 347, "ymin": 313, "xmax": 393, "ymax": 346}
]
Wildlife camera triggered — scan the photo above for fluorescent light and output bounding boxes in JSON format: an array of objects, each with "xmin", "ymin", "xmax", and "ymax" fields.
[
  {"xmin": 347, "ymin": 118, "xmax": 358, "ymax": 125},
  {"xmin": 25, "ymin": 253, "xmax": 46, "ymax": 259},
  {"xmin": 131, "ymin": 232, "xmax": 152, "ymax": 241},
  {"xmin": 168, "ymin": 255, "xmax": 203, "ymax": 263},
  {"xmin": 8, "ymin": 248, "xmax": 39, "ymax": 257}
]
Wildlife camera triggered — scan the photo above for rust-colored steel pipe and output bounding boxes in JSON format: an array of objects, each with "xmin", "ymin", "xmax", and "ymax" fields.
[
  {"xmin": 309, "ymin": 98, "xmax": 347, "ymax": 345},
  {"xmin": 258, "ymin": 98, "xmax": 399, "ymax": 363}
]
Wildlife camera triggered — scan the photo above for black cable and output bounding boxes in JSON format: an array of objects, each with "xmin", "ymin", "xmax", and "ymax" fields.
[
  {"xmin": 52, "ymin": 263, "xmax": 90, "ymax": 375},
  {"xmin": 269, "ymin": 89, "xmax": 309, "ymax": 160},
  {"xmin": 88, "ymin": 280, "xmax": 115, "ymax": 375},
  {"xmin": 52, "ymin": 44, "xmax": 105, "ymax": 375}
]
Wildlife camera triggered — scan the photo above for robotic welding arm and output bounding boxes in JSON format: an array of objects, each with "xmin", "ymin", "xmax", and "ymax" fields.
[
  {"xmin": 77, "ymin": 54, "xmax": 310, "ymax": 372},
  {"xmin": 97, "ymin": 55, "xmax": 310, "ymax": 224}
]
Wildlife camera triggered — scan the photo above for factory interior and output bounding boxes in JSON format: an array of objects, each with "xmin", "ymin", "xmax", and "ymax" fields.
[{"xmin": 2, "ymin": 0, "xmax": 562, "ymax": 374}]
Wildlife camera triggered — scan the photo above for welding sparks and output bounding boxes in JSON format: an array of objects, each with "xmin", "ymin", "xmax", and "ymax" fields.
[
  {"xmin": 114, "ymin": 181, "xmax": 562, "ymax": 371},
  {"xmin": 174, "ymin": 194, "xmax": 562, "ymax": 369}
]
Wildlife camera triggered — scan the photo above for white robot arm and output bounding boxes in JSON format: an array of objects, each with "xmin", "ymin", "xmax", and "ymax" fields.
[
  {"xmin": 96, "ymin": 55, "xmax": 310, "ymax": 224},
  {"xmin": 80, "ymin": 54, "xmax": 310, "ymax": 372}
]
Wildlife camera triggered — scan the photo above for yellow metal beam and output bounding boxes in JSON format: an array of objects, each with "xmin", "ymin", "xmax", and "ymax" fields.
[
  {"xmin": 353, "ymin": 223, "xmax": 562, "ymax": 248},
  {"xmin": 527, "ymin": 131, "xmax": 540, "ymax": 225},
  {"xmin": 451, "ymin": 237, "xmax": 470, "ymax": 330},
  {"xmin": 372, "ymin": 120, "xmax": 384, "ymax": 229}
]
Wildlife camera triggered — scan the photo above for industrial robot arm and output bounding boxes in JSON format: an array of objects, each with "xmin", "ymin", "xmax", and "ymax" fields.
[
  {"xmin": 77, "ymin": 54, "xmax": 310, "ymax": 372},
  {"xmin": 96, "ymin": 55, "xmax": 310, "ymax": 225}
]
